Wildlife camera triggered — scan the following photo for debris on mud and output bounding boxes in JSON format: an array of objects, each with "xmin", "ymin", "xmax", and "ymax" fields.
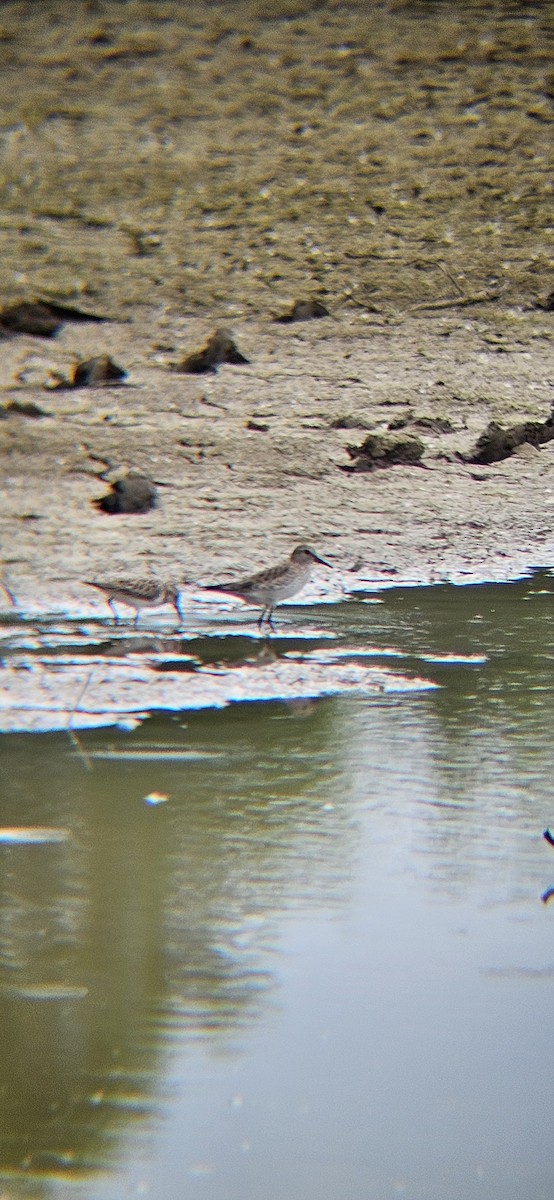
[
  {"xmin": 93, "ymin": 473, "xmax": 158, "ymax": 514},
  {"xmin": 411, "ymin": 416, "xmax": 456, "ymax": 434},
  {"xmin": 49, "ymin": 355, "xmax": 127, "ymax": 389},
  {"xmin": 177, "ymin": 328, "xmax": 249, "ymax": 374},
  {"xmin": 0, "ymin": 399, "xmax": 49, "ymax": 419},
  {"xmin": 387, "ymin": 414, "xmax": 456, "ymax": 434},
  {"xmin": 329, "ymin": 415, "xmax": 372, "ymax": 431},
  {"xmin": 245, "ymin": 419, "xmax": 270, "ymax": 432},
  {"xmin": 537, "ymin": 290, "xmax": 554, "ymax": 311},
  {"xmin": 341, "ymin": 432, "xmax": 426, "ymax": 472},
  {"xmin": 0, "ymin": 301, "xmax": 63, "ymax": 337},
  {"xmin": 0, "ymin": 299, "xmax": 108, "ymax": 337},
  {"xmin": 274, "ymin": 299, "xmax": 330, "ymax": 323},
  {"xmin": 464, "ymin": 409, "xmax": 554, "ymax": 465}
]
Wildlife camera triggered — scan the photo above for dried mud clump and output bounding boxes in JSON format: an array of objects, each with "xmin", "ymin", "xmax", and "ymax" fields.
[
  {"xmin": 537, "ymin": 290, "xmax": 554, "ymax": 311},
  {"xmin": 0, "ymin": 301, "xmax": 64, "ymax": 337},
  {"xmin": 0, "ymin": 300, "xmax": 108, "ymax": 337},
  {"xmin": 342, "ymin": 433, "xmax": 425, "ymax": 472},
  {"xmin": 274, "ymin": 299, "xmax": 330, "ymax": 323},
  {"xmin": 465, "ymin": 409, "xmax": 554, "ymax": 465},
  {"xmin": 93, "ymin": 473, "xmax": 158, "ymax": 514},
  {"xmin": 410, "ymin": 416, "xmax": 455, "ymax": 435},
  {"xmin": 0, "ymin": 399, "xmax": 49, "ymax": 419},
  {"xmin": 72, "ymin": 355, "xmax": 127, "ymax": 387},
  {"xmin": 49, "ymin": 355, "xmax": 127, "ymax": 389},
  {"xmin": 177, "ymin": 328, "xmax": 249, "ymax": 374},
  {"xmin": 329, "ymin": 416, "xmax": 371, "ymax": 431}
]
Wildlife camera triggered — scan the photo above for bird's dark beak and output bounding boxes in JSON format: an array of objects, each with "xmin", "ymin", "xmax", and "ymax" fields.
[{"xmin": 312, "ymin": 552, "xmax": 332, "ymax": 567}]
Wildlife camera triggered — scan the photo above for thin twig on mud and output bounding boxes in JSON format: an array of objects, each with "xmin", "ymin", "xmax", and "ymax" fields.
[
  {"xmin": 0, "ymin": 580, "xmax": 17, "ymax": 607},
  {"xmin": 410, "ymin": 290, "xmax": 503, "ymax": 312},
  {"xmin": 435, "ymin": 262, "xmax": 466, "ymax": 296},
  {"xmin": 66, "ymin": 670, "xmax": 95, "ymax": 771}
]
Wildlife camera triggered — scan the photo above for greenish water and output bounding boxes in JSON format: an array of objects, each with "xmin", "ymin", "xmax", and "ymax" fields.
[{"xmin": 1, "ymin": 574, "xmax": 554, "ymax": 1200}]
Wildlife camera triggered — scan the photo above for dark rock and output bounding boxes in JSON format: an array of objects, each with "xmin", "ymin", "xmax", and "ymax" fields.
[
  {"xmin": 48, "ymin": 355, "xmax": 127, "ymax": 390},
  {"xmin": 93, "ymin": 473, "xmax": 157, "ymax": 514},
  {"xmin": 387, "ymin": 413, "xmax": 413, "ymax": 431},
  {"xmin": 72, "ymin": 355, "xmax": 127, "ymax": 386},
  {"xmin": 178, "ymin": 328, "xmax": 249, "ymax": 374},
  {"xmin": 245, "ymin": 419, "xmax": 269, "ymax": 432},
  {"xmin": 0, "ymin": 399, "xmax": 49, "ymax": 418},
  {"xmin": 466, "ymin": 422, "xmax": 519, "ymax": 464},
  {"xmin": 181, "ymin": 350, "xmax": 215, "ymax": 374},
  {"xmin": 0, "ymin": 299, "xmax": 108, "ymax": 337},
  {"xmin": 31, "ymin": 300, "xmax": 108, "ymax": 323},
  {"xmin": 412, "ymin": 416, "xmax": 455, "ymax": 434},
  {"xmin": 465, "ymin": 410, "xmax": 554, "ymax": 465},
  {"xmin": 129, "ymin": 230, "xmax": 162, "ymax": 257},
  {"xmin": 0, "ymin": 301, "xmax": 63, "ymax": 336},
  {"xmin": 275, "ymin": 298, "xmax": 330, "ymax": 323},
  {"xmin": 388, "ymin": 414, "xmax": 454, "ymax": 434},
  {"xmin": 329, "ymin": 415, "xmax": 372, "ymax": 430},
  {"xmin": 342, "ymin": 432, "xmax": 425, "ymax": 472},
  {"xmin": 538, "ymin": 290, "xmax": 554, "ymax": 311}
]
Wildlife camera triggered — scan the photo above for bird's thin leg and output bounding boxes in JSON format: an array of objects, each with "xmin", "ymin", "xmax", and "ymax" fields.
[
  {"xmin": 175, "ymin": 599, "xmax": 185, "ymax": 627},
  {"xmin": 267, "ymin": 608, "xmax": 277, "ymax": 633},
  {"xmin": 257, "ymin": 609, "xmax": 267, "ymax": 630},
  {"xmin": 108, "ymin": 599, "xmax": 119, "ymax": 624},
  {"xmin": 133, "ymin": 609, "xmax": 140, "ymax": 628}
]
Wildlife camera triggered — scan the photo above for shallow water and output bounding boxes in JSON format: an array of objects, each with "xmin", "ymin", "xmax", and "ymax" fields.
[{"xmin": 1, "ymin": 573, "xmax": 554, "ymax": 1200}]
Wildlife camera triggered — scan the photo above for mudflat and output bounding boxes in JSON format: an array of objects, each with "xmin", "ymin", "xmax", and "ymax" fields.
[{"xmin": 0, "ymin": 0, "xmax": 553, "ymax": 607}]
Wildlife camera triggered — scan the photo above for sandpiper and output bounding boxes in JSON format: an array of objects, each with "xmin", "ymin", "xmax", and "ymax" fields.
[
  {"xmin": 202, "ymin": 545, "xmax": 331, "ymax": 630},
  {"xmin": 85, "ymin": 578, "xmax": 184, "ymax": 625}
]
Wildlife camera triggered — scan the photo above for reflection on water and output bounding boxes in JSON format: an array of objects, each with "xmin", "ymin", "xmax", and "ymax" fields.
[
  {"xmin": 1, "ymin": 573, "xmax": 554, "ymax": 1199},
  {"xmin": 0, "ymin": 614, "xmax": 433, "ymax": 733}
]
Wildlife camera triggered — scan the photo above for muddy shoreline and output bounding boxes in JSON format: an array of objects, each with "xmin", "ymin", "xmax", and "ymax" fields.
[{"xmin": 0, "ymin": 1, "xmax": 553, "ymax": 609}]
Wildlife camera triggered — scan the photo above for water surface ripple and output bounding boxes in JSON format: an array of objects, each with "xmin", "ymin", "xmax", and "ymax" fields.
[{"xmin": 0, "ymin": 573, "xmax": 553, "ymax": 1200}]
